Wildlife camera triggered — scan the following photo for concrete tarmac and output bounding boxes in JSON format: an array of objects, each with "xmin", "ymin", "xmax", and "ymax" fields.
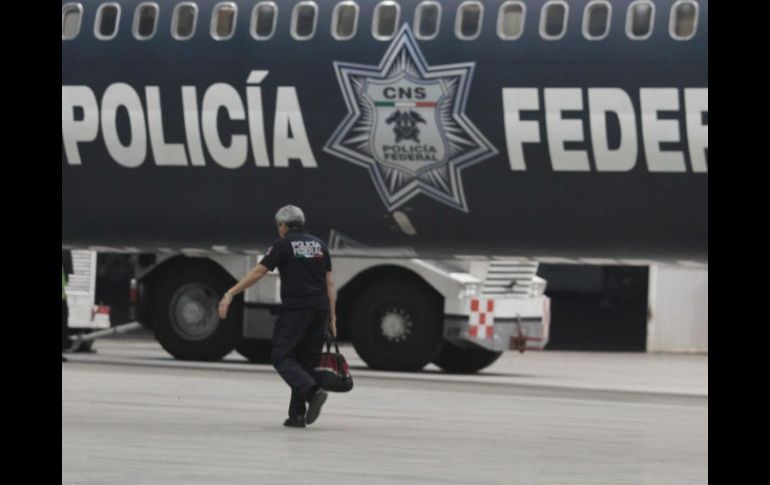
[{"xmin": 62, "ymin": 335, "xmax": 707, "ymax": 485}]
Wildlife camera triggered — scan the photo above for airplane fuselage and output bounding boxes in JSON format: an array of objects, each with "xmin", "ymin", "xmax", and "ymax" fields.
[{"xmin": 62, "ymin": 0, "xmax": 707, "ymax": 260}]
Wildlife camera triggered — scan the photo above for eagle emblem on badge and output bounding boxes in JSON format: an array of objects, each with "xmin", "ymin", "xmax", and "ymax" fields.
[{"xmin": 324, "ymin": 25, "xmax": 498, "ymax": 212}]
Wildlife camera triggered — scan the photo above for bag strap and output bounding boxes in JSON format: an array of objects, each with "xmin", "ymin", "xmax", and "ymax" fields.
[
  {"xmin": 332, "ymin": 335, "xmax": 340, "ymax": 354},
  {"xmin": 324, "ymin": 333, "xmax": 341, "ymax": 355}
]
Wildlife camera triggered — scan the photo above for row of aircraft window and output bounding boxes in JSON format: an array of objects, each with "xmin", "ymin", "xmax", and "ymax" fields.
[{"xmin": 62, "ymin": 1, "xmax": 700, "ymax": 43}]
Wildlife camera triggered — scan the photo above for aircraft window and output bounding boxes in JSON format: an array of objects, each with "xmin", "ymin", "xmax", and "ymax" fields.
[
  {"xmin": 292, "ymin": 2, "xmax": 318, "ymax": 40},
  {"xmin": 626, "ymin": 0, "xmax": 655, "ymax": 40},
  {"xmin": 95, "ymin": 3, "xmax": 121, "ymax": 40},
  {"xmin": 62, "ymin": 3, "xmax": 83, "ymax": 40},
  {"xmin": 332, "ymin": 2, "xmax": 359, "ymax": 40},
  {"xmin": 540, "ymin": 1, "xmax": 568, "ymax": 40},
  {"xmin": 133, "ymin": 3, "xmax": 159, "ymax": 40},
  {"xmin": 251, "ymin": 2, "xmax": 277, "ymax": 40},
  {"xmin": 373, "ymin": 2, "xmax": 399, "ymax": 41},
  {"xmin": 456, "ymin": 2, "xmax": 483, "ymax": 40},
  {"xmin": 172, "ymin": 3, "xmax": 198, "ymax": 40},
  {"xmin": 212, "ymin": 3, "xmax": 237, "ymax": 40},
  {"xmin": 583, "ymin": 1, "xmax": 611, "ymax": 40},
  {"xmin": 498, "ymin": 1, "xmax": 525, "ymax": 40},
  {"xmin": 670, "ymin": 0, "xmax": 698, "ymax": 40},
  {"xmin": 414, "ymin": 2, "xmax": 441, "ymax": 40}
]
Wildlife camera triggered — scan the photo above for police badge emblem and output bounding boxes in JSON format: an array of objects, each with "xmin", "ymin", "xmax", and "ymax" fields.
[{"xmin": 324, "ymin": 25, "xmax": 498, "ymax": 212}]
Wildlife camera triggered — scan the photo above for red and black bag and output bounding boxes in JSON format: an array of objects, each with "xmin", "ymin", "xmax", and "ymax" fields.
[{"xmin": 314, "ymin": 335, "xmax": 353, "ymax": 393}]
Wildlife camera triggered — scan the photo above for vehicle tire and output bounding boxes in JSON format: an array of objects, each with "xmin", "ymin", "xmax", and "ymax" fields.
[
  {"xmin": 432, "ymin": 340, "xmax": 503, "ymax": 373},
  {"xmin": 151, "ymin": 263, "xmax": 242, "ymax": 361},
  {"xmin": 350, "ymin": 279, "xmax": 443, "ymax": 371},
  {"xmin": 236, "ymin": 338, "xmax": 273, "ymax": 364}
]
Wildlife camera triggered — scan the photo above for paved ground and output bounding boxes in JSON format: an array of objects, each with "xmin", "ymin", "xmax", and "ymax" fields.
[{"xmin": 62, "ymin": 334, "xmax": 707, "ymax": 484}]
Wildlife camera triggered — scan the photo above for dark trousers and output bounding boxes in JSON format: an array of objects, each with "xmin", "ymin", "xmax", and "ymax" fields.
[
  {"xmin": 62, "ymin": 300, "xmax": 70, "ymax": 350},
  {"xmin": 271, "ymin": 308, "xmax": 329, "ymax": 417}
]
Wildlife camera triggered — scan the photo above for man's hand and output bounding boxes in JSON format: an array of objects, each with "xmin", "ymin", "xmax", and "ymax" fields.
[
  {"xmin": 218, "ymin": 293, "xmax": 232, "ymax": 319},
  {"xmin": 217, "ymin": 265, "xmax": 268, "ymax": 320}
]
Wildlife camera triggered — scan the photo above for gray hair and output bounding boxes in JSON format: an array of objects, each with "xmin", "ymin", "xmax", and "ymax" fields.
[{"xmin": 275, "ymin": 205, "xmax": 305, "ymax": 228}]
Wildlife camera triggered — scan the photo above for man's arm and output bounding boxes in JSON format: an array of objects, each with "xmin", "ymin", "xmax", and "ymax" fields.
[
  {"xmin": 218, "ymin": 264, "xmax": 270, "ymax": 319},
  {"xmin": 327, "ymin": 271, "xmax": 337, "ymax": 337}
]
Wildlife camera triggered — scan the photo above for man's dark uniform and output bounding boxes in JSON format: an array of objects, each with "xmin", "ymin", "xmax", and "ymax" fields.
[{"xmin": 259, "ymin": 227, "xmax": 331, "ymax": 419}]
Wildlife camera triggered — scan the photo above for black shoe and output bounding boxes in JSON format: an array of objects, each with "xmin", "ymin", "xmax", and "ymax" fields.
[
  {"xmin": 283, "ymin": 415, "xmax": 306, "ymax": 428},
  {"xmin": 305, "ymin": 388, "xmax": 328, "ymax": 425},
  {"xmin": 62, "ymin": 355, "xmax": 67, "ymax": 362}
]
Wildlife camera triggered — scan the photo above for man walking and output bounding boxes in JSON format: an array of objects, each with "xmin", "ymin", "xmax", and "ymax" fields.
[{"xmin": 218, "ymin": 205, "xmax": 336, "ymax": 428}]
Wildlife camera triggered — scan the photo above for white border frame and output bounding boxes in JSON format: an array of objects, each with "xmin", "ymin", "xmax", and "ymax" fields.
[
  {"xmin": 62, "ymin": 2, "xmax": 84, "ymax": 41},
  {"xmin": 133, "ymin": 2, "xmax": 159, "ymax": 41},
  {"xmin": 455, "ymin": 1, "xmax": 484, "ymax": 41},
  {"xmin": 372, "ymin": 1, "xmax": 400, "ymax": 41},
  {"xmin": 94, "ymin": 2, "xmax": 121, "ymax": 41},
  {"xmin": 414, "ymin": 1, "xmax": 442, "ymax": 41},
  {"xmin": 626, "ymin": 0, "xmax": 655, "ymax": 41},
  {"xmin": 331, "ymin": 1, "xmax": 359, "ymax": 41},
  {"xmin": 211, "ymin": 2, "xmax": 238, "ymax": 41},
  {"xmin": 582, "ymin": 0, "xmax": 611, "ymax": 41},
  {"xmin": 669, "ymin": 0, "xmax": 698, "ymax": 41},
  {"xmin": 497, "ymin": 1, "xmax": 526, "ymax": 41},
  {"xmin": 250, "ymin": 2, "xmax": 278, "ymax": 41},
  {"xmin": 171, "ymin": 2, "xmax": 199, "ymax": 41},
  {"xmin": 291, "ymin": 1, "xmax": 318, "ymax": 41},
  {"xmin": 539, "ymin": 1, "xmax": 569, "ymax": 41}
]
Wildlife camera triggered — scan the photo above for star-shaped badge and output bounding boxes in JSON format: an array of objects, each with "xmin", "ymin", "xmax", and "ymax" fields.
[{"xmin": 324, "ymin": 24, "xmax": 498, "ymax": 212}]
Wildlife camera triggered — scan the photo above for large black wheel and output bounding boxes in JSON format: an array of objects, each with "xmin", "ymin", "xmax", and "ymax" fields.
[
  {"xmin": 432, "ymin": 340, "xmax": 503, "ymax": 373},
  {"xmin": 236, "ymin": 338, "xmax": 273, "ymax": 364},
  {"xmin": 350, "ymin": 279, "xmax": 443, "ymax": 371},
  {"xmin": 151, "ymin": 263, "xmax": 242, "ymax": 361}
]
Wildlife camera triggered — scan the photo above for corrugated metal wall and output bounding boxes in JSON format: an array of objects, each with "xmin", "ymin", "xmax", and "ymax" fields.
[{"xmin": 647, "ymin": 265, "xmax": 708, "ymax": 353}]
